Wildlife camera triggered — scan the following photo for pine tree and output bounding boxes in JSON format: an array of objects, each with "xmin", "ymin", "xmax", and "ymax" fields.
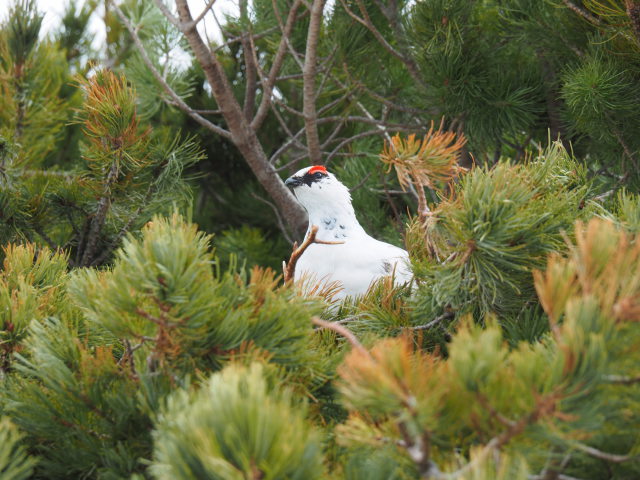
[
  {"xmin": 1, "ymin": 1, "xmax": 640, "ymax": 479},
  {"xmin": 0, "ymin": 1, "xmax": 203, "ymax": 267},
  {"xmin": 0, "ymin": 417, "xmax": 36, "ymax": 480}
]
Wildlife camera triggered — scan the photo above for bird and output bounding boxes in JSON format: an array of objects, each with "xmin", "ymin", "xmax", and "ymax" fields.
[{"xmin": 284, "ymin": 165, "xmax": 412, "ymax": 300}]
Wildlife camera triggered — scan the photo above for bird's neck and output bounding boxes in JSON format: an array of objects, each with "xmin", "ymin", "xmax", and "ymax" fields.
[{"xmin": 306, "ymin": 202, "xmax": 366, "ymax": 242}]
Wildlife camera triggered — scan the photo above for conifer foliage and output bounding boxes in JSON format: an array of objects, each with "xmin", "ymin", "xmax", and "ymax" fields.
[
  {"xmin": 0, "ymin": 1, "xmax": 202, "ymax": 266},
  {"xmin": 1, "ymin": 1, "xmax": 640, "ymax": 479}
]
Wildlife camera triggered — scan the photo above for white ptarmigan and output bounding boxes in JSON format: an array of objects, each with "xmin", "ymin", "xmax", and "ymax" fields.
[{"xmin": 285, "ymin": 165, "xmax": 412, "ymax": 300}]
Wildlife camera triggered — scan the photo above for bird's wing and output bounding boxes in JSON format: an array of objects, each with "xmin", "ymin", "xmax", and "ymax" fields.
[{"xmin": 294, "ymin": 236, "xmax": 412, "ymax": 297}]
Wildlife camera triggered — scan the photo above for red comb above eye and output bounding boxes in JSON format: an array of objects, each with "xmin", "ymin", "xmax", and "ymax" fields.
[{"xmin": 308, "ymin": 165, "xmax": 328, "ymax": 175}]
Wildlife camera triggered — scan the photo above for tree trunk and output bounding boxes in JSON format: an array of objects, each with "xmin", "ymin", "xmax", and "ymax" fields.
[{"xmin": 175, "ymin": 0, "xmax": 308, "ymax": 235}]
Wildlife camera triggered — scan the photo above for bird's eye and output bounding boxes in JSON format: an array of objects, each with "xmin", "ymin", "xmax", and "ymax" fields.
[{"xmin": 314, "ymin": 172, "xmax": 323, "ymax": 178}]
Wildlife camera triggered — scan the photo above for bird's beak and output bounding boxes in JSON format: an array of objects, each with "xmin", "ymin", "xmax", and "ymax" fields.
[{"xmin": 285, "ymin": 176, "xmax": 303, "ymax": 188}]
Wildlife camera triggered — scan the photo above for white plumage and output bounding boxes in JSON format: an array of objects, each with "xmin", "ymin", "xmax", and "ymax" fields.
[{"xmin": 285, "ymin": 165, "xmax": 412, "ymax": 300}]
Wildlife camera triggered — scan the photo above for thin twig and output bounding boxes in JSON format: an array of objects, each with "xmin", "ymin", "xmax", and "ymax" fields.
[
  {"xmin": 90, "ymin": 182, "xmax": 156, "ymax": 266},
  {"xmin": 571, "ymin": 442, "xmax": 638, "ymax": 463},
  {"xmin": 406, "ymin": 312, "xmax": 454, "ymax": 331},
  {"xmin": 212, "ymin": 24, "xmax": 281, "ymax": 53},
  {"xmin": 283, "ymin": 225, "xmax": 344, "ymax": 283},
  {"xmin": 603, "ymin": 374, "xmax": 640, "ymax": 385},
  {"xmin": 348, "ymin": 171, "xmax": 373, "ymax": 193},
  {"xmin": 311, "ymin": 316, "xmax": 369, "ymax": 354},
  {"xmin": 250, "ymin": 192, "xmax": 294, "ymax": 244}
]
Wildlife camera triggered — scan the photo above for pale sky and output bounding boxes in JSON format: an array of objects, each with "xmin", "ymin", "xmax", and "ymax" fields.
[{"xmin": 0, "ymin": 0, "xmax": 237, "ymax": 51}]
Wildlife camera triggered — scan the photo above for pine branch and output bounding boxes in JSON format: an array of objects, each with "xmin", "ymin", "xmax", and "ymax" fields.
[
  {"xmin": 571, "ymin": 442, "xmax": 638, "ymax": 463},
  {"xmin": 626, "ymin": 1, "xmax": 640, "ymax": 45},
  {"xmin": 337, "ymin": 0, "xmax": 426, "ymax": 88},
  {"xmin": 80, "ymin": 159, "xmax": 119, "ymax": 267},
  {"xmin": 89, "ymin": 182, "xmax": 155, "ymax": 266}
]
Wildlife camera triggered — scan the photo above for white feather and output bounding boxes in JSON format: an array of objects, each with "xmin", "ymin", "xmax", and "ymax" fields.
[{"xmin": 286, "ymin": 166, "xmax": 412, "ymax": 300}]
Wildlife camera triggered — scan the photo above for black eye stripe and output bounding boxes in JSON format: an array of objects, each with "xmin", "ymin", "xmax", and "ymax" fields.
[{"xmin": 301, "ymin": 170, "xmax": 328, "ymax": 186}]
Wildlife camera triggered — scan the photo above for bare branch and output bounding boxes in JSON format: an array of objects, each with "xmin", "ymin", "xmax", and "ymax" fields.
[
  {"xmin": 627, "ymin": 1, "xmax": 640, "ymax": 45},
  {"xmin": 274, "ymin": 96, "xmax": 305, "ymax": 117},
  {"xmin": 251, "ymin": 0, "xmax": 304, "ymax": 130},
  {"xmin": 361, "ymin": 84, "xmax": 437, "ymax": 115},
  {"xmin": 90, "ymin": 182, "xmax": 156, "ymax": 266},
  {"xmin": 321, "ymin": 118, "xmax": 347, "ymax": 149},
  {"xmin": 317, "ymin": 115, "xmax": 423, "ymax": 128},
  {"xmin": 189, "ymin": 0, "xmax": 217, "ymax": 29},
  {"xmin": 313, "ymin": 46, "xmax": 338, "ymax": 101},
  {"xmin": 115, "ymin": 4, "xmax": 232, "ymax": 139},
  {"xmin": 283, "ymin": 224, "xmax": 344, "ymax": 283},
  {"xmin": 33, "ymin": 225, "xmax": 59, "ymax": 251},
  {"xmin": 213, "ymin": 24, "xmax": 281, "ymax": 53},
  {"xmin": 530, "ymin": 474, "xmax": 584, "ymax": 480},
  {"xmin": 303, "ymin": 0, "xmax": 327, "ymax": 164},
  {"xmin": 270, "ymin": 103, "xmax": 308, "ymax": 153},
  {"xmin": 80, "ymin": 159, "xmax": 119, "ymax": 266},
  {"xmin": 241, "ymin": 7, "xmax": 258, "ymax": 119},
  {"xmin": 173, "ymin": 0, "xmax": 308, "ymax": 233},
  {"xmin": 269, "ymin": 127, "xmax": 307, "ymax": 164},
  {"xmin": 317, "ymin": 87, "xmax": 357, "ymax": 116}
]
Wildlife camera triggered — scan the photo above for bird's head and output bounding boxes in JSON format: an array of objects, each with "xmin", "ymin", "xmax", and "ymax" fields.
[{"xmin": 284, "ymin": 165, "xmax": 353, "ymax": 214}]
